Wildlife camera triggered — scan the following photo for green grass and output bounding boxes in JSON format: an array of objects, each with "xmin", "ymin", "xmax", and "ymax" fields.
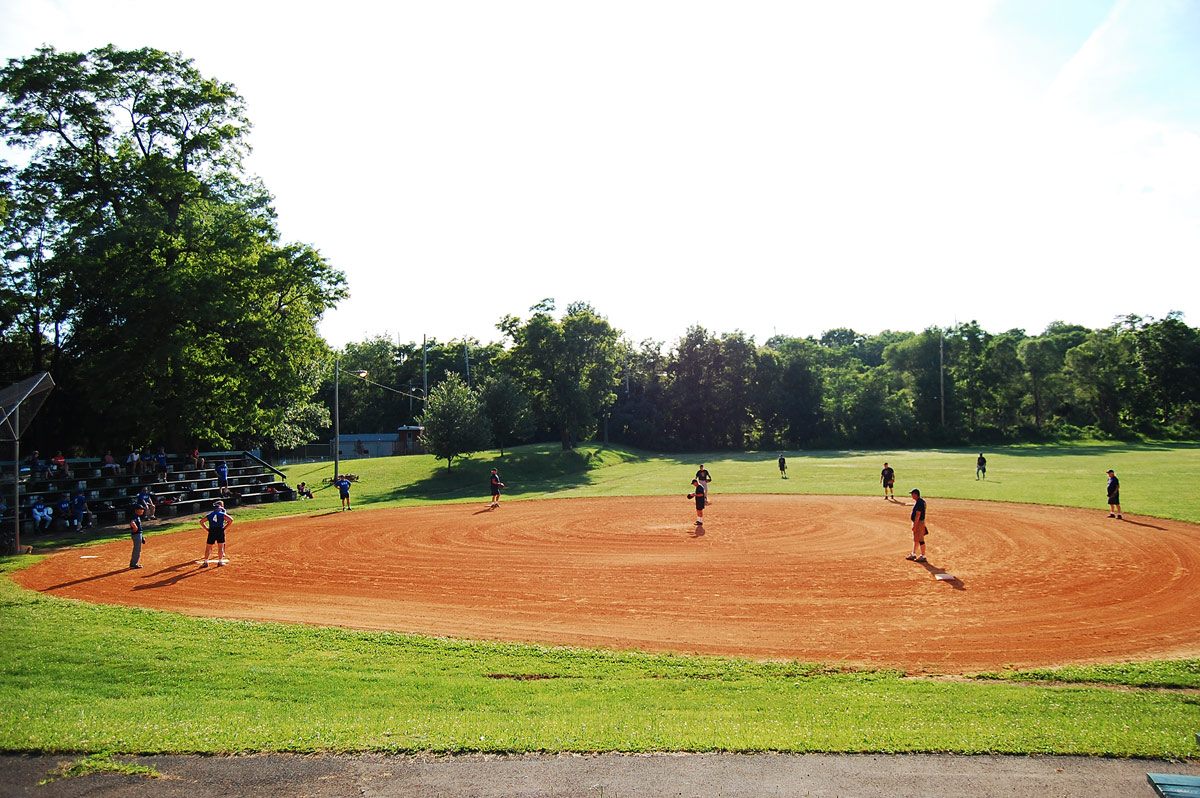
[
  {"xmin": 270, "ymin": 440, "xmax": 1198, "ymax": 522},
  {"xmin": 1, "ymin": 559, "xmax": 1196, "ymax": 756},
  {"xmin": 4, "ymin": 441, "xmax": 1200, "ymax": 757}
]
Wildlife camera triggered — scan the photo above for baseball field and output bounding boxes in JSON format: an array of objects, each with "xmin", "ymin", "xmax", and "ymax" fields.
[{"xmin": 2, "ymin": 443, "xmax": 1199, "ymax": 757}]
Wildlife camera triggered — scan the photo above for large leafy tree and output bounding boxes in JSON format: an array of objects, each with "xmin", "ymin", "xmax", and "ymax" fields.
[
  {"xmin": 418, "ymin": 373, "xmax": 491, "ymax": 471},
  {"xmin": 498, "ymin": 300, "xmax": 621, "ymax": 450},
  {"xmin": 0, "ymin": 45, "xmax": 346, "ymax": 450}
]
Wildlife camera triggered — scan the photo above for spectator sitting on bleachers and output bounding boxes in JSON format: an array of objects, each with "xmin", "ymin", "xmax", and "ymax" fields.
[
  {"xmin": 296, "ymin": 481, "xmax": 314, "ymax": 499},
  {"xmin": 31, "ymin": 496, "xmax": 52, "ymax": 531},
  {"xmin": 136, "ymin": 486, "xmax": 158, "ymax": 520},
  {"xmin": 51, "ymin": 450, "xmax": 72, "ymax": 479},
  {"xmin": 187, "ymin": 447, "xmax": 206, "ymax": 469},
  {"xmin": 72, "ymin": 491, "xmax": 93, "ymax": 529},
  {"xmin": 126, "ymin": 449, "xmax": 143, "ymax": 475},
  {"xmin": 101, "ymin": 449, "xmax": 121, "ymax": 475},
  {"xmin": 28, "ymin": 450, "xmax": 50, "ymax": 479},
  {"xmin": 55, "ymin": 493, "xmax": 76, "ymax": 529}
]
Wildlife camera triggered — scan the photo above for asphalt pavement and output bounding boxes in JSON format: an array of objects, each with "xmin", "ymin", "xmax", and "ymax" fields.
[{"xmin": 2, "ymin": 752, "xmax": 1197, "ymax": 797}]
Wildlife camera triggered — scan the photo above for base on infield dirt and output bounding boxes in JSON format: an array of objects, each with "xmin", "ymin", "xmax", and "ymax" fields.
[{"xmin": 936, "ymin": 573, "xmax": 957, "ymax": 581}]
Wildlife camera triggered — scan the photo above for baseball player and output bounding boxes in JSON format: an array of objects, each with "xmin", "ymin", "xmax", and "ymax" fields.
[
  {"xmin": 880, "ymin": 462, "xmax": 896, "ymax": 500},
  {"xmin": 129, "ymin": 506, "xmax": 147, "ymax": 569},
  {"xmin": 687, "ymin": 478, "xmax": 707, "ymax": 525},
  {"xmin": 1106, "ymin": 469, "xmax": 1122, "ymax": 519},
  {"xmin": 906, "ymin": 488, "xmax": 927, "ymax": 562},
  {"xmin": 489, "ymin": 468, "xmax": 505, "ymax": 508},
  {"xmin": 696, "ymin": 464, "xmax": 712, "ymax": 503},
  {"xmin": 200, "ymin": 500, "xmax": 234, "ymax": 567}
]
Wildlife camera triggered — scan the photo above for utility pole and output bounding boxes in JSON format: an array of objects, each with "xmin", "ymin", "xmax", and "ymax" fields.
[
  {"xmin": 333, "ymin": 356, "xmax": 341, "ymax": 480},
  {"xmin": 939, "ymin": 330, "xmax": 946, "ymax": 427},
  {"xmin": 422, "ymin": 334, "xmax": 428, "ymax": 404}
]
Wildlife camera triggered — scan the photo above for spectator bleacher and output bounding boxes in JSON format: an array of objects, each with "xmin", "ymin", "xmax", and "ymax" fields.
[{"xmin": 0, "ymin": 451, "xmax": 294, "ymax": 536}]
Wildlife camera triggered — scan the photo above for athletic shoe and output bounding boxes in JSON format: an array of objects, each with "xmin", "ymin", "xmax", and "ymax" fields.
[
  {"xmin": 130, "ymin": 564, "xmax": 142, "ymax": 569},
  {"xmin": 905, "ymin": 554, "xmax": 917, "ymax": 561},
  {"xmin": 216, "ymin": 561, "xmax": 223, "ymax": 567},
  {"xmin": 916, "ymin": 555, "xmax": 927, "ymax": 562},
  {"xmin": 1108, "ymin": 513, "xmax": 1116, "ymax": 518},
  {"xmin": 1117, "ymin": 515, "xmax": 1122, "ymax": 519},
  {"xmin": 695, "ymin": 520, "xmax": 704, "ymax": 525},
  {"xmin": 201, "ymin": 561, "xmax": 208, "ymax": 568}
]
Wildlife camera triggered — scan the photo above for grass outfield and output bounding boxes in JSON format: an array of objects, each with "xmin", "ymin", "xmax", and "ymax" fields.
[{"xmin": 3, "ymin": 442, "xmax": 1199, "ymax": 757}]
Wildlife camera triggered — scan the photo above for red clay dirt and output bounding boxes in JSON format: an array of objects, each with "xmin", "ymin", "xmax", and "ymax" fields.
[{"xmin": 13, "ymin": 495, "xmax": 1200, "ymax": 673}]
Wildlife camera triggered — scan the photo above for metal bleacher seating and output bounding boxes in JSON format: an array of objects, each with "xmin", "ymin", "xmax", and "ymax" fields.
[{"xmin": 1, "ymin": 451, "xmax": 294, "ymax": 536}]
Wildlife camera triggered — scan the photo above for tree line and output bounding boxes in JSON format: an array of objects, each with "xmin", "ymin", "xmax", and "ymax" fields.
[
  {"xmin": 3, "ymin": 46, "xmax": 1197, "ymax": 462},
  {"xmin": 330, "ymin": 306, "xmax": 1200, "ymax": 468}
]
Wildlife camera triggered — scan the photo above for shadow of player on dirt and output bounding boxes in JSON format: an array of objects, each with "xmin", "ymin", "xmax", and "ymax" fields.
[
  {"xmin": 133, "ymin": 560, "xmax": 218, "ymax": 590},
  {"xmin": 1118, "ymin": 517, "xmax": 1166, "ymax": 530},
  {"xmin": 918, "ymin": 560, "xmax": 965, "ymax": 591},
  {"xmin": 42, "ymin": 567, "xmax": 129, "ymax": 591},
  {"xmin": 688, "ymin": 524, "xmax": 706, "ymax": 538}
]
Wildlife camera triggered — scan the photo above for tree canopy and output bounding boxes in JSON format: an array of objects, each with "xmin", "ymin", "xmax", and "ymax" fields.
[{"xmin": 0, "ymin": 45, "xmax": 346, "ymax": 451}]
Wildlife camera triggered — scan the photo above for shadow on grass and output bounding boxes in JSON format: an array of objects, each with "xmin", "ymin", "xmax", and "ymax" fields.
[{"xmin": 379, "ymin": 447, "xmax": 695, "ymax": 503}]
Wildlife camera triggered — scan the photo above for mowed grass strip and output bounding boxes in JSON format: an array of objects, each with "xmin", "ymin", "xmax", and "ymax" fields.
[
  {"xmin": 5, "ymin": 442, "xmax": 1200, "ymax": 756},
  {"xmin": 1, "ymin": 560, "xmax": 1198, "ymax": 757}
]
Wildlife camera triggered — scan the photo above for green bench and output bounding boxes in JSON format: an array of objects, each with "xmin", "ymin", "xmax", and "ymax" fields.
[{"xmin": 1149, "ymin": 773, "xmax": 1200, "ymax": 797}]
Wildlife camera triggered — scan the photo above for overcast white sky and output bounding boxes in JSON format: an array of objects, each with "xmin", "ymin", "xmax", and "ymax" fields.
[{"xmin": 2, "ymin": 0, "xmax": 1198, "ymax": 349}]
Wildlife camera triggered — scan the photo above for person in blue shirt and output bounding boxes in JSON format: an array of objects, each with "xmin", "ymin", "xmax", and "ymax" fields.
[
  {"xmin": 335, "ymin": 475, "xmax": 352, "ymax": 510},
  {"xmin": 30, "ymin": 496, "xmax": 52, "ymax": 531},
  {"xmin": 200, "ymin": 500, "xmax": 234, "ymax": 567},
  {"xmin": 72, "ymin": 491, "xmax": 93, "ymax": 529},
  {"xmin": 129, "ymin": 506, "xmax": 146, "ymax": 568},
  {"xmin": 215, "ymin": 461, "xmax": 230, "ymax": 498},
  {"xmin": 55, "ymin": 494, "xmax": 74, "ymax": 530},
  {"xmin": 136, "ymin": 486, "xmax": 157, "ymax": 520}
]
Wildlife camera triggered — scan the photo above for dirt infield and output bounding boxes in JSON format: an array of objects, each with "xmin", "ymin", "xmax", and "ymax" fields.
[{"xmin": 13, "ymin": 495, "xmax": 1200, "ymax": 673}]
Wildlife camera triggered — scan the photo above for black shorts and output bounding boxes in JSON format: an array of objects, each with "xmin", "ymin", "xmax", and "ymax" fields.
[
  {"xmin": 1108, "ymin": 492, "xmax": 1120, "ymax": 505},
  {"xmin": 206, "ymin": 528, "xmax": 226, "ymax": 545},
  {"xmin": 694, "ymin": 495, "xmax": 706, "ymax": 511}
]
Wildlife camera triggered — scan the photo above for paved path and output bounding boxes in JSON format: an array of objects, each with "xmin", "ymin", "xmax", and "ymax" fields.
[{"xmin": 3, "ymin": 753, "xmax": 1197, "ymax": 797}]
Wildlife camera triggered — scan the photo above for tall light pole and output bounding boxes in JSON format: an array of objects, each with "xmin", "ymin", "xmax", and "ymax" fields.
[{"xmin": 333, "ymin": 356, "xmax": 340, "ymax": 481}]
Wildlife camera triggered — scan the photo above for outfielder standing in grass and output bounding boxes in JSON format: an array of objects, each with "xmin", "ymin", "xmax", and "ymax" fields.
[
  {"xmin": 489, "ymin": 468, "xmax": 505, "ymax": 508},
  {"xmin": 906, "ymin": 489, "xmax": 927, "ymax": 562},
  {"xmin": 687, "ymin": 478, "xmax": 707, "ymax": 525},
  {"xmin": 200, "ymin": 500, "xmax": 233, "ymax": 567},
  {"xmin": 880, "ymin": 462, "xmax": 896, "ymax": 500},
  {"xmin": 778, "ymin": 455, "xmax": 787, "ymax": 479}
]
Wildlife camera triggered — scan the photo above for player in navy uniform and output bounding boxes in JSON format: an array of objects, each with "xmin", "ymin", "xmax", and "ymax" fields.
[
  {"xmin": 200, "ymin": 500, "xmax": 234, "ymax": 566},
  {"xmin": 335, "ymin": 474, "xmax": 352, "ymax": 510},
  {"xmin": 695, "ymin": 464, "xmax": 713, "ymax": 503},
  {"xmin": 129, "ymin": 506, "xmax": 146, "ymax": 568},
  {"xmin": 1106, "ymin": 469, "xmax": 1122, "ymax": 519},
  {"xmin": 687, "ymin": 478, "xmax": 707, "ymax": 525},
  {"xmin": 215, "ymin": 460, "xmax": 230, "ymax": 498},
  {"xmin": 880, "ymin": 462, "xmax": 896, "ymax": 500},
  {"xmin": 906, "ymin": 489, "xmax": 927, "ymax": 562},
  {"xmin": 489, "ymin": 468, "xmax": 505, "ymax": 508}
]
